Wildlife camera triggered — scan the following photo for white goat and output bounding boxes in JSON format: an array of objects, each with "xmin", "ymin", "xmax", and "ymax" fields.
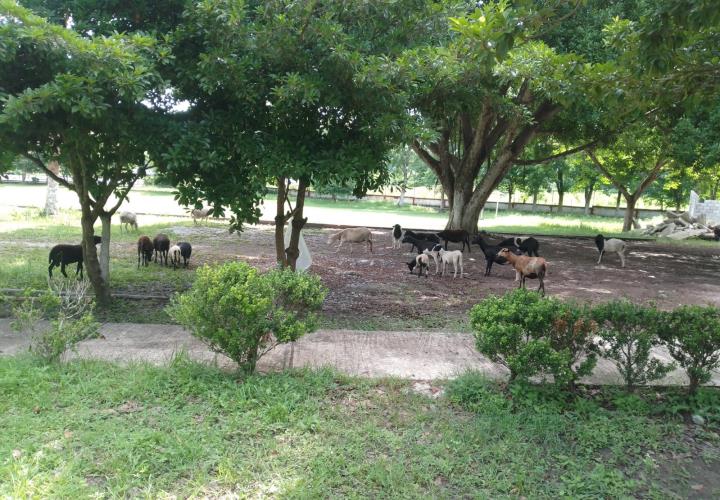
[
  {"xmin": 119, "ymin": 211, "xmax": 138, "ymax": 233},
  {"xmin": 328, "ymin": 227, "xmax": 373, "ymax": 253},
  {"xmin": 595, "ymin": 234, "xmax": 626, "ymax": 267},
  {"xmin": 425, "ymin": 246, "xmax": 463, "ymax": 277},
  {"xmin": 190, "ymin": 207, "xmax": 213, "ymax": 225}
]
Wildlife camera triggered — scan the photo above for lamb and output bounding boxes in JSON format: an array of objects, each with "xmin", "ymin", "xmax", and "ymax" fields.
[
  {"xmin": 137, "ymin": 236, "xmax": 154, "ymax": 268},
  {"xmin": 436, "ymin": 229, "xmax": 471, "ymax": 252},
  {"xmin": 426, "ymin": 247, "xmax": 464, "ymax": 278},
  {"xmin": 391, "ymin": 224, "xmax": 403, "ymax": 249},
  {"xmin": 190, "ymin": 206, "xmax": 214, "ymax": 225},
  {"xmin": 328, "ymin": 227, "xmax": 373, "ymax": 253},
  {"xmin": 406, "ymin": 253, "xmax": 430, "ymax": 277},
  {"xmin": 48, "ymin": 236, "xmax": 102, "ymax": 279},
  {"xmin": 472, "ymin": 233, "xmax": 521, "ymax": 277},
  {"xmin": 595, "ymin": 234, "xmax": 626, "ymax": 267},
  {"xmin": 498, "ymin": 236, "xmax": 540, "ymax": 257},
  {"xmin": 119, "ymin": 211, "xmax": 138, "ymax": 233},
  {"xmin": 498, "ymin": 248, "xmax": 548, "ymax": 296},
  {"xmin": 153, "ymin": 233, "xmax": 170, "ymax": 265},
  {"xmin": 402, "ymin": 234, "xmax": 439, "ymax": 254},
  {"xmin": 169, "ymin": 242, "xmax": 192, "ymax": 269}
]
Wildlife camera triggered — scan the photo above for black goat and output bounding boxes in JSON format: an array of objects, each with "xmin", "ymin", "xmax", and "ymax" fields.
[
  {"xmin": 48, "ymin": 236, "xmax": 102, "ymax": 279},
  {"xmin": 138, "ymin": 236, "xmax": 154, "ymax": 268},
  {"xmin": 403, "ymin": 230, "xmax": 440, "ymax": 244},
  {"xmin": 153, "ymin": 234, "xmax": 170, "ymax": 266},
  {"xmin": 472, "ymin": 233, "xmax": 521, "ymax": 276},
  {"xmin": 402, "ymin": 235, "xmax": 439, "ymax": 254},
  {"xmin": 497, "ymin": 236, "xmax": 540, "ymax": 257},
  {"xmin": 436, "ymin": 229, "xmax": 471, "ymax": 252}
]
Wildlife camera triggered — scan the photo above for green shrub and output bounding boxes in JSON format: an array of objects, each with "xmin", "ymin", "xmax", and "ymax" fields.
[
  {"xmin": 592, "ymin": 300, "xmax": 674, "ymax": 391},
  {"xmin": 10, "ymin": 282, "xmax": 99, "ymax": 363},
  {"xmin": 652, "ymin": 305, "xmax": 720, "ymax": 395},
  {"xmin": 167, "ymin": 262, "xmax": 327, "ymax": 374},
  {"xmin": 470, "ymin": 289, "xmax": 597, "ymax": 390}
]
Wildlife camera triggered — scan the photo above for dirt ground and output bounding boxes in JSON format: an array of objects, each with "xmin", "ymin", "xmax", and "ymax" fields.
[{"xmin": 119, "ymin": 224, "xmax": 720, "ymax": 327}]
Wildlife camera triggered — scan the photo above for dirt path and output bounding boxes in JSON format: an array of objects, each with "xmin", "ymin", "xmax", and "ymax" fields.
[{"xmin": 2, "ymin": 319, "xmax": 718, "ymax": 386}]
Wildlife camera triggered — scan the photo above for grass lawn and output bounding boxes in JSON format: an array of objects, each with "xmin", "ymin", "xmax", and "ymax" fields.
[{"xmin": 1, "ymin": 355, "xmax": 718, "ymax": 498}]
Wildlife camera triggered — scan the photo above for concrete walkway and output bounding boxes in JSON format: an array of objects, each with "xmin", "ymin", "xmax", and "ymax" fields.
[{"xmin": 1, "ymin": 319, "xmax": 718, "ymax": 385}]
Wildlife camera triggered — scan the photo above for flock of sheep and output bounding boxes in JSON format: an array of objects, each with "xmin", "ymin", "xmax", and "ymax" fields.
[{"xmin": 326, "ymin": 225, "xmax": 629, "ymax": 296}]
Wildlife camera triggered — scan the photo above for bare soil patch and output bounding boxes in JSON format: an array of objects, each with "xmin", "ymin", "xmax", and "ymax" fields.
[{"xmin": 112, "ymin": 224, "xmax": 720, "ymax": 328}]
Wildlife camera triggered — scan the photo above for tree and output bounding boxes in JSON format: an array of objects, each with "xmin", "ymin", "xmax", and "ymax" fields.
[
  {"xmin": 0, "ymin": 2, "xmax": 165, "ymax": 302},
  {"xmin": 386, "ymin": 145, "xmax": 436, "ymax": 206},
  {"xmin": 159, "ymin": 0, "xmax": 435, "ymax": 270}
]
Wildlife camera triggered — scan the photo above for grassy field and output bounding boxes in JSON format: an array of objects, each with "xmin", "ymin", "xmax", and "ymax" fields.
[{"xmin": 2, "ymin": 355, "xmax": 718, "ymax": 498}]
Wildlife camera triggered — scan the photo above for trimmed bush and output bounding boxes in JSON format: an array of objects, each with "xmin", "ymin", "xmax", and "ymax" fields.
[
  {"xmin": 592, "ymin": 300, "xmax": 674, "ymax": 390},
  {"xmin": 652, "ymin": 305, "xmax": 720, "ymax": 395},
  {"xmin": 470, "ymin": 289, "xmax": 597, "ymax": 390},
  {"xmin": 168, "ymin": 262, "xmax": 327, "ymax": 374}
]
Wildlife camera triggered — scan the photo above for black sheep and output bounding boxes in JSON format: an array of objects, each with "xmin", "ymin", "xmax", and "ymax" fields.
[
  {"xmin": 48, "ymin": 236, "xmax": 102, "ymax": 279},
  {"xmin": 497, "ymin": 236, "xmax": 540, "ymax": 257},
  {"xmin": 403, "ymin": 230, "xmax": 440, "ymax": 244},
  {"xmin": 153, "ymin": 234, "xmax": 170, "ymax": 266},
  {"xmin": 436, "ymin": 229, "xmax": 471, "ymax": 252},
  {"xmin": 401, "ymin": 235, "xmax": 439, "ymax": 254},
  {"xmin": 178, "ymin": 242, "xmax": 192, "ymax": 268},
  {"xmin": 472, "ymin": 233, "xmax": 521, "ymax": 276},
  {"xmin": 138, "ymin": 236, "xmax": 154, "ymax": 268}
]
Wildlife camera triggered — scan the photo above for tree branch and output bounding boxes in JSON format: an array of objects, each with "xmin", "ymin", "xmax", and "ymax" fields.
[
  {"xmin": 587, "ymin": 150, "xmax": 631, "ymax": 199},
  {"xmin": 411, "ymin": 139, "xmax": 441, "ymax": 174},
  {"xmin": 22, "ymin": 153, "xmax": 74, "ymax": 191},
  {"xmin": 634, "ymin": 157, "xmax": 667, "ymax": 197},
  {"xmin": 513, "ymin": 141, "xmax": 596, "ymax": 165}
]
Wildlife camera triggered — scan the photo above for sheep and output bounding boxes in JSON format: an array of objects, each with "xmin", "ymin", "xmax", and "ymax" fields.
[
  {"xmin": 328, "ymin": 227, "xmax": 373, "ymax": 253},
  {"xmin": 153, "ymin": 234, "xmax": 170, "ymax": 265},
  {"xmin": 403, "ymin": 230, "xmax": 440, "ymax": 244},
  {"xmin": 119, "ymin": 211, "xmax": 138, "ymax": 233},
  {"xmin": 498, "ymin": 248, "xmax": 548, "ymax": 296},
  {"xmin": 436, "ymin": 229, "xmax": 471, "ymax": 252},
  {"xmin": 137, "ymin": 236, "xmax": 154, "ymax": 268},
  {"xmin": 472, "ymin": 233, "xmax": 521, "ymax": 277},
  {"xmin": 426, "ymin": 246, "xmax": 464, "ymax": 278},
  {"xmin": 402, "ymin": 234, "xmax": 439, "ymax": 254},
  {"xmin": 595, "ymin": 234, "xmax": 626, "ymax": 267},
  {"xmin": 169, "ymin": 242, "xmax": 192, "ymax": 269},
  {"xmin": 391, "ymin": 224, "xmax": 403, "ymax": 249},
  {"xmin": 498, "ymin": 236, "xmax": 540, "ymax": 257},
  {"xmin": 190, "ymin": 207, "xmax": 213, "ymax": 225},
  {"xmin": 48, "ymin": 236, "xmax": 102, "ymax": 279},
  {"xmin": 406, "ymin": 253, "xmax": 430, "ymax": 277}
]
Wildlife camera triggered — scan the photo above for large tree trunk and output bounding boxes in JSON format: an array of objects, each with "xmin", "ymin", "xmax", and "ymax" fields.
[
  {"xmin": 80, "ymin": 210, "xmax": 110, "ymax": 304},
  {"xmin": 583, "ymin": 184, "xmax": 594, "ymax": 215},
  {"xmin": 98, "ymin": 213, "xmax": 112, "ymax": 281},
  {"xmin": 397, "ymin": 186, "xmax": 406, "ymax": 206},
  {"xmin": 557, "ymin": 190, "xmax": 565, "ymax": 212},
  {"xmin": 622, "ymin": 196, "xmax": 640, "ymax": 232},
  {"xmin": 44, "ymin": 160, "xmax": 60, "ymax": 216},
  {"xmin": 286, "ymin": 177, "xmax": 309, "ymax": 271}
]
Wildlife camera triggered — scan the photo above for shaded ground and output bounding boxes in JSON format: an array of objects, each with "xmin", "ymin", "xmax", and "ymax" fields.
[{"xmin": 108, "ymin": 224, "xmax": 720, "ymax": 328}]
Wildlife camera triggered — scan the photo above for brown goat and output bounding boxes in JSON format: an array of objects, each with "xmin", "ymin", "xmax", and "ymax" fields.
[{"xmin": 498, "ymin": 248, "xmax": 547, "ymax": 296}]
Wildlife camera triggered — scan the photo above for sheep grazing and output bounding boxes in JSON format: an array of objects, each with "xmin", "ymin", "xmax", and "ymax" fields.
[
  {"xmin": 137, "ymin": 236, "xmax": 153, "ymax": 268},
  {"xmin": 391, "ymin": 224, "xmax": 403, "ymax": 249},
  {"xmin": 402, "ymin": 234, "xmax": 439, "ymax": 254},
  {"xmin": 498, "ymin": 248, "xmax": 548, "ymax": 296},
  {"xmin": 328, "ymin": 227, "xmax": 373, "ymax": 253},
  {"xmin": 190, "ymin": 207, "xmax": 213, "ymax": 225},
  {"xmin": 498, "ymin": 236, "xmax": 540, "ymax": 257},
  {"xmin": 436, "ymin": 229, "xmax": 471, "ymax": 252},
  {"xmin": 48, "ymin": 236, "xmax": 102, "ymax": 279},
  {"xmin": 595, "ymin": 234, "xmax": 626, "ymax": 267},
  {"xmin": 153, "ymin": 234, "xmax": 170, "ymax": 265},
  {"xmin": 119, "ymin": 211, "xmax": 138, "ymax": 233},
  {"xmin": 472, "ymin": 233, "xmax": 521, "ymax": 277},
  {"xmin": 403, "ymin": 230, "xmax": 440, "ymax": 244},
  {"xmin": 406, "ymin": 253, "xmax": 430, "ymax": 278},
  {"xmin": 426, "ymin": 246, "xmax": 464, "ymax": 278},
  {"xmin": 170, "ymin": 242, "xmax": 192, "ymax": 269}
]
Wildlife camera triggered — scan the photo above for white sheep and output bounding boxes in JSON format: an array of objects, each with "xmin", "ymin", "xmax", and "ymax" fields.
[
  {"xmin": 595, "ymin": 234, "xmax": 626, "ymax": 267},
  {"xmin": 190, "ymin": 207, "xmax": 214, "ymax": 225},
  {"xmin": 169, "ymin": 244, "xmax": 182, "ymax": 269},
  {"xmin": 119, "ymin": 211, "xmax": 138, "ymax": 233},
  {"xmin": 498, "ymin": 248, "xmax": 548, "ymax": 296},
  {"xmin": 425, "ymin": 246, "xmax": 463, "ymax": 278},
  {"xmin": 328, "ymin": 227, "xmax": 373, "ymax": 253}
]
